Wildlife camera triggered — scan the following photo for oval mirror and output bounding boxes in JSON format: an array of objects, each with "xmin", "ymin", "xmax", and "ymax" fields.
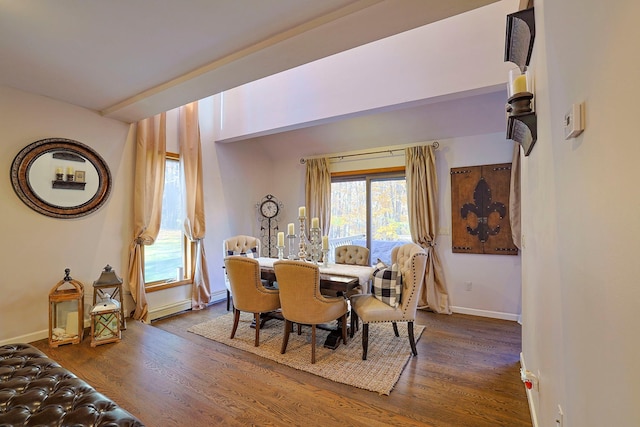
[{"xmin": 10, "ymin": 138, "xmax": 112, "ymax": 219}]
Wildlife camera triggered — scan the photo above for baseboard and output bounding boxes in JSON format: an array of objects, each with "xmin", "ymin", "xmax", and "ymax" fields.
[
  {"xmin": 1, "ymin": 318, "xmax": 94, "ymax": 346},
  {"xmin": 520, "ymin": 352, "xmax": 539, "ymax": 427},
  {"xmin": 210, "ymin": 289, "xmax": 226, "ymax": 305},
  {"xmin": 450, "ymin": 306, "xmax": 520, "ymax": 322},
  {"xmin": 149, "ymin": 299, "xmax": 193, "ymax": 321},
  {"xmin": 0, "ymin": 330, "xmax": 49, "ymax": 346}
]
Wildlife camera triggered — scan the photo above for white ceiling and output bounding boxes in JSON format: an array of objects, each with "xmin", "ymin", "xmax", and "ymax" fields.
[{"xmin": 0, "ymin": 0, "xmax": 505, "ymax": 152}]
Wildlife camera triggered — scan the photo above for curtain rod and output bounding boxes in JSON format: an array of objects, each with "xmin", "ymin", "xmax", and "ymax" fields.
[{"xmin": 299, "ymin": 141, "xmax": 439, "ymax": 164}]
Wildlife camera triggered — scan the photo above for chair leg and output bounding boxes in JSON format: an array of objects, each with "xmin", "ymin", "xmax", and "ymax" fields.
[
  {"xmin": 392, "ymin": 322, "xmax": 400, "ymax": 337},
  {"xmin": 281, "ymin": 319, "xmax": 291, "ymax": 354},
  {"xmin": 408, "ymin": 321, "xmax": 418, "ymax": 356},
  {"xmin": 226, "ymin": 290, "xmax": 231, "ymax": 311},
  {"xmin": 230, "ymin": 308, "xmax": 240, "ymax": 339},
  {"xmin": 362, "ymin": 323, "xmax": 369, "ymax": 360},
  {"xmin": 254, "ymin": 312, "xmax": 260, "ymax": 347},
  {"xmin": 311, "ymin": 325, "xmax": 317, "ymax": 364},
  {"xmin": 350, "ymin": 310, "xmax": 358, "ymax": 338},
  {"xmin": 341, "ymin": 313, "xmax": 348, "ymax": 345}
]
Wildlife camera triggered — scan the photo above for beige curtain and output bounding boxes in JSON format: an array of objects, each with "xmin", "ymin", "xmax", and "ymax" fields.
[
  {"xmin": 179, "ymin": 102, "xmax": 211, "ymax": 310},
  {"xmin": 405, "ymin": 145, "xmax": 451, "ymax": 314},
  {"xmin": 127, "ymin": 112, "xmax": 167, "ymax": 323},
  {"xmin": 305, "ymin": 158, "xmax": 331, "ymax": 235},
  {"xmin": 509, "ymin": 142, "xmax": 522, "ymax": 249}
]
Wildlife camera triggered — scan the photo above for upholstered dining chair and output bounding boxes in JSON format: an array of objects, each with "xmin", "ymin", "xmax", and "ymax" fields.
[
  {"xmin": 349, "ymin": 243, "xmax": 427, "ymax": 360},
  {"xmin": 335, "ymin": 244, "xmax": 370, "ymax": 298},
  {"xmin": 223, "ymin": 235, "xmax": 261, "ymax": 311},
  {"xmin": 273, "ymin": 260, "xmax": 349, "ymax": 364},
  {"xmin": 335, "ymin": 244, "xmax": 370, "ymax": 267},
  {"xmin": 223, "ymin": 256, "xmax": 280, "ymax": 347}
]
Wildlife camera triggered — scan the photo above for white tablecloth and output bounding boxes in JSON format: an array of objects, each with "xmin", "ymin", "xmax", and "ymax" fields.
[{"xmin": 257, "ymin": 257, "xmax": 374, "ymax": 286}]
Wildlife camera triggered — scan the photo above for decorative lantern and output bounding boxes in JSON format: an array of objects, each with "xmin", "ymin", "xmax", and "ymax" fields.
[
  {"xmin": 90, "ymin": 295, "xmax": 121, "ymax": 347},
  {"xmin": 92, "ymin": 265, "xmax": 126, "ymax": 330},
  {"xmin": 48, "ymin": 268, "xmax": 84, "ymax": 347}
]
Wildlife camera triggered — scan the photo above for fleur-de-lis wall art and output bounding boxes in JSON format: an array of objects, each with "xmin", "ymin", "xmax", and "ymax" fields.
[
  {"xmin": 450, "ymin": 163, "xmax": 518, "ymax": 255},
  {"xmin": 461, "ymin": 177, "xmax": 506, "ymax": 243}
]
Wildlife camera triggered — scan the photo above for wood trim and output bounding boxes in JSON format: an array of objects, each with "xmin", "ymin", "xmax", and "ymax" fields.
[
  {"xmin": 146, "ymin": 279, "xmax": 192, "ymax": 293},
  {"xmin": 331, "ymin": 166, "xmax": 404, "ymax": 177}
]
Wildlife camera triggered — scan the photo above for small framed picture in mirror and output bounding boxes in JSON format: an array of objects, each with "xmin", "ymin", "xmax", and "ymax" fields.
[{"xmin": 75, "ymin": 170, "xmax": 86, "ymax": 183}]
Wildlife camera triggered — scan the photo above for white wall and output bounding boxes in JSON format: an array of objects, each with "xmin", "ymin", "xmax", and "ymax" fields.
[
  {"xmin": 438, "ymin": 134, "xmax": 522, "ymax": 319},
  {"xmin": 521, "ymin": 1, "xmax": 640, "ymax": 426},
  {"xmin": 0, "ymin": 86, "xmax": 133, "ymax": 343},
  {"xmin": 217, "ymin": 0, "xmax": 518, "ymax": 141}
]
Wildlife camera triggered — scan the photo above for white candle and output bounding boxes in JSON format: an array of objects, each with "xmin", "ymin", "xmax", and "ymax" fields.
[
  {"xmin": 56, "ymin": 167, "xmax": 63, "ymax": 174},
  {"xmin": 322, "ymin": 235, "xmax": 329, "ymax": 250},
  {"xmin": 277, "ymin": 232, "xmax": 284, "ymax": 247},
  {"xmin": 512, "ymin": 74, "xmax": 527, "ymax": 94},
  {"xmin": 66, "ymin": 166, "xmax": 74, "ymax": 175},
  {"xmin": 287, "ymin": 223, "xmax": 295, "ymax": 235},
  {"xmin": 65, "ymin": 311, "xmax": 79, "ymax": 336},
  {"xmin": 311, "ymin": 217, "xmax": 319, "ymax": 229},
  {"xmin": 299, "ymin": 206, "xmax": 306, "ymax": 217}
]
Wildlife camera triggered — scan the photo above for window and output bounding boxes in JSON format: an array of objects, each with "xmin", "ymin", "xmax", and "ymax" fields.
[
  {"xmin": 144, "ymin": 153, "xmax": 190, "ymax": 289},
  {"xmin": 330, "ymin": 170, "xmax": 411, "ymax": 265}
]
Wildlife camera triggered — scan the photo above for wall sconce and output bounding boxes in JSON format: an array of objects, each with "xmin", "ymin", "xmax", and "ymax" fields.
[
  {"xmin": 506, "ymin": 67, "xmax": 537, "ymax": 155},
  {"xmin": 504, "ymin": 7, "xmax": 537, "ymax": 155},
  {"xmin": 507, "ymin": 67, "xmax": 533, "ymax": 114}
]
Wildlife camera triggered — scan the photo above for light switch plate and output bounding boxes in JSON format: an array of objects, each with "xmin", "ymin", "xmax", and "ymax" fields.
[{"xmin": 564, "ymin": 103, "xmax": 584, "ymax": 139}]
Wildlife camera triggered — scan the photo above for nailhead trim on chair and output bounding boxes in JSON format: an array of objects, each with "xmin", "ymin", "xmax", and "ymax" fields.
[{"xmin": 359, "ymin": 252, "xmax": 426, "ymax": 324}]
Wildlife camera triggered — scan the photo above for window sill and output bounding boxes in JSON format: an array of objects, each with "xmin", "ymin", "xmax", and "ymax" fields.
[{"xmin": 145, "ymin": 279, "xmax": 192, "ymax": 293}]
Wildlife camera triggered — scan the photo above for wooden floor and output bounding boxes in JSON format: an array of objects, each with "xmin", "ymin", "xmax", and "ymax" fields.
[{"xmin": 32, "ymin": 302, "xmax": 532, "ymax": 427}]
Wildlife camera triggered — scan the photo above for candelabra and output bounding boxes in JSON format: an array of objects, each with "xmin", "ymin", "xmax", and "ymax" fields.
[
  {"xmin": 322, "ymin": 249, "xmax": 329, "ymax": 267},
  {"xmin": 286, "ymin": 234, "xmax": 296, "ymax": 260},
  {"xmin": 298, "ymin": 216, "xmax": 308, "ymax": 261},
  {"xmin": 277, "ymin": 245, "xmax": 284, "ymax": 260},
  {"xmin": 309, "ymin": 226, "xmax": 322, "ymax": 265}
]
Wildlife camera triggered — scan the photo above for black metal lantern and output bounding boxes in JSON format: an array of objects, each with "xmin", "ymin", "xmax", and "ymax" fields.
[{"xmin": 92, "ymin": 265, "xmax": 126, "ymax": 330}]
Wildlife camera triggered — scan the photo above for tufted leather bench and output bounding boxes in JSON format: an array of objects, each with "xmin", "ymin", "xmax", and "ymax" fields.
[{"xmin": 0, "ymin": 343, "xmax": 143, "ymax": 426}]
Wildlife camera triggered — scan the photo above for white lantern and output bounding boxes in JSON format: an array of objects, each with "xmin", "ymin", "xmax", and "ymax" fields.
[{"xmin": 90, "ymin": 294, "xmax": 121, "ymax": 347}]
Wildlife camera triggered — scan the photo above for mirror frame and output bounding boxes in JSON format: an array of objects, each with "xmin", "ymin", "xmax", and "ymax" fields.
[{"xmin": 10, "ymin": 138, "xmax": 112, "ymax": 219}]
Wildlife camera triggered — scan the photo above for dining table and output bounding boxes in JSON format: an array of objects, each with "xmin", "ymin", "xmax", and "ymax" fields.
[{"xmin": 256, "ymin": 257, "xmax": 375, "ymax": 349}]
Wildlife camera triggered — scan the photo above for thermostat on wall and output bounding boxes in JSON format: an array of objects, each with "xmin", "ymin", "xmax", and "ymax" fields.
[{"xmin": 564, "ymin": 102, "xmax": 585, "ymax": 139}]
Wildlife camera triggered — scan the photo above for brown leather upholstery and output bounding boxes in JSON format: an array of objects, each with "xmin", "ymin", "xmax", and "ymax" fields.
[
  {"xmin": 335, "ymin": 245, "xmax": 370, "ymax": 266},
  {"xmin": 273, "ymin": 260, "xmax": 348, "ymax": 364},
  {"xmin": 350, "ymin": 243, "xmax": 427, "ymax": 360},
  {"xmin": 0, "ymin": 343, "xmax": 143, "ymax": 426},
  {"xmin": 224, "ymin": 256, "xmax": 280, "ymax": 346},
  {"xmin": 222, "ymin": 235, "xmax": 261, "ymax": 310}
]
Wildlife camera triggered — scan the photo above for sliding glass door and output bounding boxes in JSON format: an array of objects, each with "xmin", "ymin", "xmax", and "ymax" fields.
[{"xmin": 330, "ymin": 172, "xmax": 411, "ymax": 265}]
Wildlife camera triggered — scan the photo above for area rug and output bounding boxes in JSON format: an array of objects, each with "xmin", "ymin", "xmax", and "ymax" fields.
[{"xmin": 187, "ymin": 312, "xmax": 424, "ymax": 395}]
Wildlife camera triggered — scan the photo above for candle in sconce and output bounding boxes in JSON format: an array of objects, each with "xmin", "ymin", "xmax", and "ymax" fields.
[
  {"xmin": 322, "ymin": 236, "xmax": 329, "ymax": 250},
  {"xmin": 311, "ymin": 217, "xmax": 319, "ymax": 229},
  {"xmin": 298, "ymin": 206, "xmax": 306, "ymax": 217},
  {"xmin": 277, "ymin": 232, "xmax": 285, "ymax": 247},
  {"xmin": 56, "ymin": 167, "xmax": 63, "ymax": 174},
  {"xmin": 287, "ymin": 223, "xmax": 295, "ymax": 235},
  {"xmin": 66, "ymin": 166, "xmax": 74, "ymax": 175},
  {"xmin": 512, "ymin": 74, "xmax": 528, "ymax": 94}
]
